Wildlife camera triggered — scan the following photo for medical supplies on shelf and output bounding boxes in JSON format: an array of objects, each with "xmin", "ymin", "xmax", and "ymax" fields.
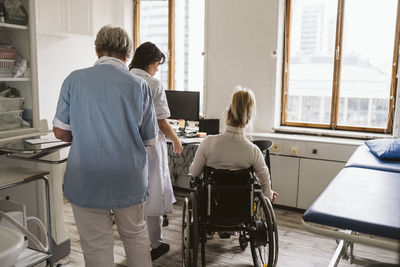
[
  {"xmin": 0, "ymin": 42, "xmax": 14, "ymax": 77},
  {"xmin": 0, "ymin": 109, "xmax": 23, "ymax": 130},
  {"xmin": 0, "ymin": 81, "xmax": 24, "ymax": 130},
  {"xmin": 0, "ymin": 85, "xmax": 24, "ymax": 130},
  {"xmin": 0, "ymin": 59, "xmax": 14, "ymax": 77},
  {"xmin": 0, "ymin": 39, "xmax": 27, "ymax": 78},
  {"xmin": 0, "ymin": 96, "xmax": 23, "ymax": 111},
  {"xmin": 0, "ymin": 48, "xmax": 16, "ymax": 60}
]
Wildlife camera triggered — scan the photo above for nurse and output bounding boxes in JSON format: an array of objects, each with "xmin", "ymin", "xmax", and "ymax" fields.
[
  {"xmin": 53, "ymin": 26, "xmax": 157, "ymax": 267},
  {"xmin": 129, "ymin": 42, "xmax": 183, "ymax": 260}
]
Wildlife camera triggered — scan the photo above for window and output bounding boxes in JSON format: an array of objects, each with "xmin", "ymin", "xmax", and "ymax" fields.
[
  {"xmin": 133, "ymin": 0, "xmax": 205, "ymax": 95},
  {"xmin": 135, "ymin": 1, "xmax": 169, "ymax": 89},
  {"xmin": 282, "ymin": 0, "xmax": 400, "ymax": 133}
]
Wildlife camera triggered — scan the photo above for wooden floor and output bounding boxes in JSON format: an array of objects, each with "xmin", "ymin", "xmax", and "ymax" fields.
[{"xmin": 55, "ymin": 191, "xmax": 399, "ymax": 267}]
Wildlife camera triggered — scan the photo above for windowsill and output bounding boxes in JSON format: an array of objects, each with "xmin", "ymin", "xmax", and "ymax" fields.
[{"xmin": 271, "ymin": 126, "xmax": 393, "ymax": 140}]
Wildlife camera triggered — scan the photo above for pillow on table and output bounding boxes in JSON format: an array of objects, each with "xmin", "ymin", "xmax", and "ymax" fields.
[{"xmin": 365, "ymin": 138, "xmax": 400, "ymax": 160}]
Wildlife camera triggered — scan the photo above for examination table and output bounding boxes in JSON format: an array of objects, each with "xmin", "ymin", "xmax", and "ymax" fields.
[{"xmin": 302, "ymin": 144, "xmax": 400, "ymax": 266}]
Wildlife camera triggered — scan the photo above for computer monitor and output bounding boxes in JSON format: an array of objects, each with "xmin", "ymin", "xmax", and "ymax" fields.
[{"xmin": 165, "ymin": 90, "xmax": 200, "ymax": 121}]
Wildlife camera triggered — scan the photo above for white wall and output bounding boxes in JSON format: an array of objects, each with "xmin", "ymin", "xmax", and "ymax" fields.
[
  {"xmin": 37, "ymin": 0, "xmax": 282, "ymax": 133},
  {"xmin": 203, "ymin": 0, "xmax": 284, "ymax": 132},
  {"xmin": 36, "ymin": 0, "xmax": 133, "ymax": 125}
]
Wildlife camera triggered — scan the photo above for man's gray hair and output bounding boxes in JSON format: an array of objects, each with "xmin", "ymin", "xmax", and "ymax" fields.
[{"xmin": 95, "ymin": 25, "xmax": 132, "ymax": 59}]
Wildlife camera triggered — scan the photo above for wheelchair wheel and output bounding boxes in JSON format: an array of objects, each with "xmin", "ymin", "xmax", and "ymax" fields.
[
  {"xmin": 182, "ymin": 193, "xmax": 199, "ymax": 267},
  {"xmin": 250, "ymin": 195, "xmax": 278, "ymax": 267},
  {"xmin": 239, "ymin": 231, "xmax": 248, "ymax": 249},
  {"xmin": 265, "ymin": 195, "xmax": 279, "ymax": 266}
]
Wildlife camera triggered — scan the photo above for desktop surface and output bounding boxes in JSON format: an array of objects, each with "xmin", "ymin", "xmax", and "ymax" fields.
[
  {"xmin": 179, "ymin": 137, "xmax": 204, "ymax": 144},
  {"xmin": 167, "ymin": 136, "xmax": 204, "ymax": 144}
]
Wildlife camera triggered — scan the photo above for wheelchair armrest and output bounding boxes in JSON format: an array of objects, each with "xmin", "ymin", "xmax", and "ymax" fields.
[{"xmin": 252, "ymin": 179, "xmax": 262, "ymax": 190}]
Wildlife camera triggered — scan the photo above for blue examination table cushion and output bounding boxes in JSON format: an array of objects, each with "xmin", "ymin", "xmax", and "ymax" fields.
[
  {"xmin": 345, "ymin": 145, "xmax": 400, "ymax": 173},
  {"xmin": 365, "ymin": 138, "xmax": 400, "ymax": 160},
  {"xmin": 303, "ymin": 167, "xmax": 400, "ymax": 240}
]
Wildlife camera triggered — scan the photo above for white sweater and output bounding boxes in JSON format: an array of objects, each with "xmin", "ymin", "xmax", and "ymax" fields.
[{"xmin": 189, "ymin": 126, "xmax": 273, "ymax": 199}]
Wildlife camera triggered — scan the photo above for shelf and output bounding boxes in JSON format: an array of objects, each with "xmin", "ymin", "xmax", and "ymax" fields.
[
  {"xmin": 0, "ymin": 166, "xmax": 49, "ymax": 188},
  {"xmin": 0, "ymin": 77, "xmax": 31, "ymax": 81},
  {"xmin": 0, "ymin": 169, "xmax": 52, "ymax": 267},
  {"xmin": 0, "ymin": 23, "xmax": 29, "ymax": 30},
  {"xmin": 15, "ymin": 244, "xmax": 51, "ymax": 267}
]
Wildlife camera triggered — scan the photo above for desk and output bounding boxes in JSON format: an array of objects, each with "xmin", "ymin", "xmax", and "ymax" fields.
[{"xmin": 167, "ymin": 138, "xmax": 203, "ymax": 189}]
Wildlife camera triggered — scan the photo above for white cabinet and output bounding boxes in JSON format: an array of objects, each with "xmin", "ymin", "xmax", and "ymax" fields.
[
  {"xmin": 254, "ymin": 133, "xmax": 361, "ymax": 209},
  {"xmin": 270, "ymin": 155, "xmax": 299, "ymax": 207},
  {"xmin": 64, "ymin": 0, "xmax": 93, "ymax": 35},
  {"xmin": 36, "ymin": 0, "xmax": 93, "ymax": 36},
  {"xmin": 270, "ymin": 153, "xmax": 345, "ymax": 209},
  {"xmin": 35, "ymin": 0, "xmax": 64, "ymax": 33},
  {"xmin": 304, "ymin": 141, "xmax": 358, "ymax": 162},
  {"xmin": 0, "ymin": 0, "xmax": 40, "ymax": 140},
  {"xmin": 0, "ymin": 1, "xmax": 70, "ymax": 261},
  {"xmin": 297, "ymin": 158, "xmax": 344, "ymax": 209}
]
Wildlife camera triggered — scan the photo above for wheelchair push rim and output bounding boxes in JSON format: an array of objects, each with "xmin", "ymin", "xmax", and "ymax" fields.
[
  {"xmin": 182, "ymin": 193, "xmax": 199, "ymax": 267},
  {"xmin": 250, "ymin": 194, "xmax": 278, "ymax": 267}
]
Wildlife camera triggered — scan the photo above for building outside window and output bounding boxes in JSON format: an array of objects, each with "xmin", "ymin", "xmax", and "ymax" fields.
[
  {"xmin": 282, "ymin": 0, "xmax": 399, "ymax": 133},
  {"xmin": 135, "ymin": 0, "xmax": 205, "ymax": 99}
]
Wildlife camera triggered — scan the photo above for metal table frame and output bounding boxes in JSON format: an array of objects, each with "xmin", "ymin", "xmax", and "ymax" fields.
[{"xmin": 0, "ymin": 167, "xmax": 53, "ymax": 267}]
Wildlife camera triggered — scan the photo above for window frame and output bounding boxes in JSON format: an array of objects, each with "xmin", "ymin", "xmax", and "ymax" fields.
[
  {"xmin": 133, "ymin": 0, "xmax": 175, "ymax": 90},
  {"xmin": 281, "ymin": 0, "xmax": 400, "ymax": 134}
]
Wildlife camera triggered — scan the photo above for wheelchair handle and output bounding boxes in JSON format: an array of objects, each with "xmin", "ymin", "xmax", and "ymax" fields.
[{"xmin": 188, "ymin": 174, "xmax": 201, "ymax": 189}]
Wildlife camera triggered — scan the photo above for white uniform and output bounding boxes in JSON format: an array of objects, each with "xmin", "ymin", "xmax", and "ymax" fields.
[{"xmin": 130, "ymin": 68, "xmax": 176, "ymax": 217}]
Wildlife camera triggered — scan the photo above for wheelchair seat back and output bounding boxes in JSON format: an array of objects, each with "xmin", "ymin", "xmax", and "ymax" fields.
[{"xmin": 202, "ymin": 167, "xmax": 254, "ymax": 227}]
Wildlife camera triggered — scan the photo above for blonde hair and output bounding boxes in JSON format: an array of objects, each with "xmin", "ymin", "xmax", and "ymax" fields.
[{"xmin": 227, "ymin": 87, "xmax": 255, "ymax": 128}]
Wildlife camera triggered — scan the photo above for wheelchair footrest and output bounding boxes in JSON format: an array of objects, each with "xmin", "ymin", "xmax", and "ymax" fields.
[{"xmin": 218, "ymin": 231, "xmax": 234, "ymax": 239}]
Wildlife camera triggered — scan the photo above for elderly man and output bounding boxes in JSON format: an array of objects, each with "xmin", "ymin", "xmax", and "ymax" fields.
[{"xmin": 53, "ymin": 25, "xmax": 157, "ymax": 267}]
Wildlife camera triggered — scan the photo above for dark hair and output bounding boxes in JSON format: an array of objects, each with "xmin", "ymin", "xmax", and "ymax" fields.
[{"xmin": 129, "ymin": 42, "xmax": 165, "ymax": 71}]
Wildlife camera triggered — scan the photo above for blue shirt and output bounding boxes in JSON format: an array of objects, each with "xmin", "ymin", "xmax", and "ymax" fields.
[{"xmin": 53, "ymin": 57, "xmax": 158, "ymax": 209}]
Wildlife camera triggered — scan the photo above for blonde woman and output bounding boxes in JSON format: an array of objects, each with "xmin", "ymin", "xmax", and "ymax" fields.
[{"xmin": 189, "ymin": 88, "xmax": 278, "ymax": 202}]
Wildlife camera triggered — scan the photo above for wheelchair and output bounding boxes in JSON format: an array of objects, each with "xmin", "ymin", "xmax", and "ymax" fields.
[{"xmin": 182, "ymin": 166, "xmax": 279, "ymax": 267}]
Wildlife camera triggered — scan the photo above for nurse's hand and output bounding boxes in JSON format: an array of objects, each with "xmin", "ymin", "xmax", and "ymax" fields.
[
  {"xmin": 271, "ymin": 191, "xmax": 278, "ymax": 203},
  {"xmin": 53, "ymin": 127, "xmax": 73, "ymax": 142},
  {"xmin": 173, "ymin": 139, "xmax": 183, "ymax": 155}
]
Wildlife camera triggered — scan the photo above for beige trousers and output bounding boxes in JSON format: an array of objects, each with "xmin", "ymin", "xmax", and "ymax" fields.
[
  {"xmin": 71, "ymin": 203, "xmax": 152, "ymax": 267},
  {"xmin": 146, "ymin": 215, "xmax": 163, "ymax": 249}
]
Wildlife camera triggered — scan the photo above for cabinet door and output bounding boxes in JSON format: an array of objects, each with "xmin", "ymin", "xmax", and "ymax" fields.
[
  {"xmin": 270, "ymin": 155, "xmax": 299, "ymax": 208},
  {"xmin": 297, "ymin": 158, "xmax": 344, "ymax": 209},
  {"xmin": 36, "ymin": 0, "xmax": 64, "ymax": 33},
  {"xmin": 65, "ymin": 0, "xmax": 93, "ymax": 35}
]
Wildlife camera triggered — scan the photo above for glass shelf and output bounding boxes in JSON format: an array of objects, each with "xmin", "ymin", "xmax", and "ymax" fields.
[
  {"xmin": 0, "ymin": 77, "xmax": 31, "ymax": 81},
  {"xmin": 0, "ymin": 23, "xmax": 29, "ymax": 30}
]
